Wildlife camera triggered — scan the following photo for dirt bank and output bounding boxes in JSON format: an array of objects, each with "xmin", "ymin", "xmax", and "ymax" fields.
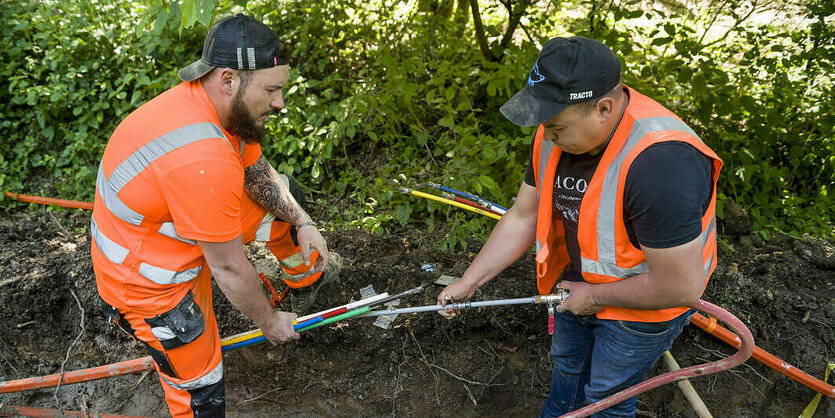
[{"xmin": 0, "ymin": 208, "xmax": 832, "ymax": 417}]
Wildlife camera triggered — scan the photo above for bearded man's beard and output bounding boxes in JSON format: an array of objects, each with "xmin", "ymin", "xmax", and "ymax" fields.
[{"xmin": 228, "ymin": 91, "xmax": 267, "ymax": 145}]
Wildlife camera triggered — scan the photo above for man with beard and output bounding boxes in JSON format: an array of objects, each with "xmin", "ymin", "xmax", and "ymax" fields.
[{"xmin": 90, "ymin": 14, "xmax": 340, "ymax": 416}]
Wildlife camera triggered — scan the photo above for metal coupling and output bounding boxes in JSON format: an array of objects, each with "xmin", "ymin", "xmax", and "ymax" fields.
[{"xmin": 535, "ymin": 289, "xmax": 569, "ymax": 305}]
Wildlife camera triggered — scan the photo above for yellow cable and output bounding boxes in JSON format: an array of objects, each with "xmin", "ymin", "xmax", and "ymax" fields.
[
  {"xmin": 221, "ymin": 329, "xmax": 263, "ymax": 346},
  {"xmin": 403, "ymin": 188, "xmax": 502, "ymax": 220},
  {"xmin": 799, "ymin": 363, "xmax": 834, "ymax": 418}
]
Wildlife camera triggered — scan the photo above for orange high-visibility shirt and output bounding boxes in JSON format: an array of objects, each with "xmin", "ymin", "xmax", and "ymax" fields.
[{"xmin": 91, "ymin": 81, "xmax": 261, "ymax": 315}]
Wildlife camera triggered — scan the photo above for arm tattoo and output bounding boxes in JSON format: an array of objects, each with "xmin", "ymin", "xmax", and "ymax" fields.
[{"xmin": 244, "ymin": 155, "xmax": 306, "ymax": 225}]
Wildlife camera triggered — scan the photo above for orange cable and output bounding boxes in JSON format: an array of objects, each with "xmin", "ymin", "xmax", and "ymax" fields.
[{"xmin": 4, "ymin": 191, "xmax": 93, "ymax": 210}]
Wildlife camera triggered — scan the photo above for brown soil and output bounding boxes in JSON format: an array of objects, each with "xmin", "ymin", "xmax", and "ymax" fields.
[{"xmin": 0, "ymin": 208, "xmax": 833, "ymax": 417}]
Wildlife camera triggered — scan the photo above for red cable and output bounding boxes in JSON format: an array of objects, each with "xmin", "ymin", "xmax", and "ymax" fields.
[{"xmin": 563, "ymin": 300, "xmax": 756, "ymax": 417}]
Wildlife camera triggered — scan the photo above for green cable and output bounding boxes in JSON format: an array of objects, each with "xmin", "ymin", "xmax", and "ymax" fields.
[{"xmin": 297, "ymin": 306, "xmax": 372, "ymax": 332}]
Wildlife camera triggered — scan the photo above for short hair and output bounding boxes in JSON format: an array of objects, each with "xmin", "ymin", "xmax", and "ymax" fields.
[{"xmin": 575, "ymin": 78, "xmax": 624, "ymax": 114}]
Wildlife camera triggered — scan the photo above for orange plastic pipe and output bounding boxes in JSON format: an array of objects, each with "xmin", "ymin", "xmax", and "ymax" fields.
[
  {"xmin": 0, "ymin": 404, "xmax": 146, "ymax": 417},
  {"xmin": 0, "ymin": 356, "xmax": 154, "ymax": 394},
  {"xmin": 4, "ymin": 191, "xmax": 93, "ymax": 210},
  {"xmin": 690, "ymin": 312, "xmax": 835, "ymax": 399}
]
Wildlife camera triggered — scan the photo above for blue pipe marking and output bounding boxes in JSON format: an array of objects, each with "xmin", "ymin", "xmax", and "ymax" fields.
[
  {"xmin": 293, "ymin": 316, "xmax": 323, "ymax": 331},
  {"xmin": 429, "ymin": 183, "xmax": 508, "ymax": 212},
  {"xmin": 222, "ymin": 336, "xmax": 266, "ymax": 351}
]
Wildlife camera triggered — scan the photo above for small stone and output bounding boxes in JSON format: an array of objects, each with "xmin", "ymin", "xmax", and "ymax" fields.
[{"xmin": 766, "ymin": 290, "xmax": 773, "ymax": 300}]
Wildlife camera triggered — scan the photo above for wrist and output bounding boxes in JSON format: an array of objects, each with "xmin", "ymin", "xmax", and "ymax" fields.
[{"xmin": 296, "ymin": 220, "xmax": 317, "ymax": 230}]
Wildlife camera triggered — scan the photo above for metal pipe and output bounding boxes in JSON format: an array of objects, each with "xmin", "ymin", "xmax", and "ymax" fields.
[
  {"xmin": 356, "ymin": 291, "xmax": 569, "ymax": 318},
  {"xmin": 294, "ymin": 292, "xmax": 389, "ymax": 324},
  {"xmin": 424, "ymin": 182, "xmax": 508, "ymax": 212}
]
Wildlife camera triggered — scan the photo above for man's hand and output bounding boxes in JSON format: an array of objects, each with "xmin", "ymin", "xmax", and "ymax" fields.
[
  {"xmin": 436, "ymin": 280, "xmax": 478, "ymax": 318},
  {"xmin": 555, "ymin": 281, "xmax": 605, "ymax": 315},
  {"xmin": 260, "ymin": 310, "xmax": 301, "ymax": 344},
  {"xmin": 297, "ymin": 224, "xmax": 328, "ymax": 272}
]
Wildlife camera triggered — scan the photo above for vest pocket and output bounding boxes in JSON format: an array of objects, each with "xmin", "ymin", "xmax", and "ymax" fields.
[{"xmin": 145, "ymin": 290, "xmax": 205, "ymax": 350}]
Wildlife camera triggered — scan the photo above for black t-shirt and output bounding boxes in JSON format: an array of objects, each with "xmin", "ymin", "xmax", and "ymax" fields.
[{"xmin": 524, "ymin": 138, "xmax": 712, "ymax": 282}]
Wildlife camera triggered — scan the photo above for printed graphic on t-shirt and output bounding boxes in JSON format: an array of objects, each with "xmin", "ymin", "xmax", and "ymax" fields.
[{"xmin": 553, "ymin": 174, "xmax": 588, "ymax": 225}]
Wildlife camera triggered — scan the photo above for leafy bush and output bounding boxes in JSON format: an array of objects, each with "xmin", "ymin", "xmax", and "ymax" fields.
[
  {"xmin": 1, "ymin": 0, "xmax": 831, "ymax": 248},
  {"xmin": 0, "ymin": 0, "xmax": 202, "ymax": 201}
]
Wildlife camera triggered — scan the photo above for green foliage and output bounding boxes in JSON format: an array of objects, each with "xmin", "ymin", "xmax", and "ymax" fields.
[
  {"xmin": 0, "ymin": 0, "xmax": 202, "ymax": 201},
  {"xmin": 1, "ymin": 0, "xmax": 832, "ymax": 251}
]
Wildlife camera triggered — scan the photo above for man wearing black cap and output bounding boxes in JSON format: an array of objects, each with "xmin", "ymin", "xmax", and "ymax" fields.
[
  {"xmin": 438, "ymin": 36, "xmax": 722, "ymax": 416},
  {"xmin": 91, "ymin": 14, "xmax": 339, "ymax": 416}
]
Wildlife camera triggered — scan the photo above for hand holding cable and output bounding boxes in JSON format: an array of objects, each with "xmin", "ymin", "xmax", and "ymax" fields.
[{"xmin": 259, "ymin": 310, "xmax": 300, "ymax": 344}]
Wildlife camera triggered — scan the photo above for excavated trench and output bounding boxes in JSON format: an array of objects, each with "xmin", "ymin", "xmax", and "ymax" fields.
[{"xmin": 0, "ymin": 208, "xmax": 832, "ymax": 417}]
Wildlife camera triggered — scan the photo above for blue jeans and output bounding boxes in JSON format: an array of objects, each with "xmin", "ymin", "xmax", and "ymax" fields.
[{"xmin": 539, "ymin": 310, "xmax": 693, "ymax": 417}]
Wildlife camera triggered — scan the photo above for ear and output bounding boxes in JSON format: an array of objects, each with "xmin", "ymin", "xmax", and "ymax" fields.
[
  {"xmin": 218, "ymin": 68, "xmax": 238, "ymax": 96},
  {"xmin": 595, "ymin": 97, "xmax": 616, "ymax": 120}
]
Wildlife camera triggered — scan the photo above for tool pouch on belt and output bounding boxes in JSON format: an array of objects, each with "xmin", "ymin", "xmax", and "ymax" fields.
[{"xmin": 145, "ymin": 290, "xmax": 205, "ymax": 350}]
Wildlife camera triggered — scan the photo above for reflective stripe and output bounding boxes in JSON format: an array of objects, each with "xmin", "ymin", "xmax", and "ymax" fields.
[
  {"xmin": 704, "ymin": 253, "xmax": 715, "ymax": 279},
  {"xmin": 283, "ymin": 270, "xmax": 315, "ymax": 282},
  {"xmin": 139, "ymin": 262, "xmax": 203, "ymax": 286},
  {"xmin": 537, "ymin": 139, "xmax": 555, "ymax": 199},
  {"xmin": 255, "ymin": 213, "xmax": 275, "ymax": 242},
  {"xmin": 535, "ymin": 133, "xmax": 554, "ymax": 258},
  {"xmin": 702, "ymin": 217, "xmax": 716, "ymax": 246},
  {"xmin": 97, "ymin": 122, "xmax": 228, "ymax": 225},
  {"xmin": 97, "ymin": 165, "xmax": 143, "ymax": 226},
  {"xmin": 161, "ymin": 360, "xmax": 223, "ymax": 391},
  {"xmin": 702, "ymin": 217, "xmax": 717, "ymax": 278},
  {"xmin": 158, "ymin": 222, "xmax": 197, "ymax": 245},
  {"xmin": 280, "ymin": 252, "xmax": 307, "ymax": 270},
  {"xmin": 592, "ymin": 116, "xmax": 699, "ymax": 270},
  {"xmin": 151, "ymin": 326, "xmax": 176, "ymax": 341},
  {"xmin": 90, "ymin": 218, "xmax": 129, "ymax": 264},
  {"xmin": 581, "ymin": 257, "xmax": 649, "ymax": 278},
  {"xmin": 237, "ymin": 48, "xmax": 244, "ymax": 69},
  {"xmin": 247, "ymin": 47, "xmax": 256, "ymax": 69}
]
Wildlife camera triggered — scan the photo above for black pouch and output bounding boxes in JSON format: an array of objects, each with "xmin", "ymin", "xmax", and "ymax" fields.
[{"xmin": 145, "ymin": 290, "xmax": 205, "ymax": 350}]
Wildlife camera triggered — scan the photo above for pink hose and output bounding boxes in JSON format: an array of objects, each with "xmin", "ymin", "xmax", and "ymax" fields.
[{"xmin": 562, "ymin": 300, "xmax": 755, "ymax": 417}]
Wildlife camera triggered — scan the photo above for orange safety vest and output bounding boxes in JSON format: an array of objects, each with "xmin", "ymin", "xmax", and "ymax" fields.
[
  {"xmin": 532, "ymin": 86, "xmax": 723, "ymax": 322},
  {"xmin": 91, "ymin": 81, "xmax": 258, "ymax": 317}
]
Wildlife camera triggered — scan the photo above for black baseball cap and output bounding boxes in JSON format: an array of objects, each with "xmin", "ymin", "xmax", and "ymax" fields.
[
  {"xmin": 178, "ymin": 14, "xmax": 289, "ymax": 82},
  {"xmin": 500, "ymin": 36, "xmax": 622, "ymax": 127}
]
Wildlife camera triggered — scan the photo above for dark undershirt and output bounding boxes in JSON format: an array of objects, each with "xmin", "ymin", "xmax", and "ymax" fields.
[{"xmin": 524, "ymin": 139, "xmax": 712, "ymax": 281}]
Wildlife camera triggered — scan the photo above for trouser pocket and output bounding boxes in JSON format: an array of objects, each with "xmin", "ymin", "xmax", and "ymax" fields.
[{"xmin": 145, "ymin": 290, "xmax": 205, "ymax": 350}]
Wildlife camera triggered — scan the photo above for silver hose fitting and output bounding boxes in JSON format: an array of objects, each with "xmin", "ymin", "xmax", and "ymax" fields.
[{"xmin": 534, "ymin": 289, "xmax": 569, "ymax": 305}]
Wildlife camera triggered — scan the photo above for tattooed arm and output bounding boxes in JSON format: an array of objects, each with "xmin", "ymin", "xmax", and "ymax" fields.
[
  {"xmin": 244, "ymin": 155, "xmax": 328, "ymax": 271},
  {"xmin": 244, "ymin": 155, "xmax": 310, "ymax": 225}
]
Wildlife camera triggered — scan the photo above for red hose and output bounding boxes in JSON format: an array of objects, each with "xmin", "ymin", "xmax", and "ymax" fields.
[
  {"xmin": 0, "ymin": 356, "xmax": 154, "ymax": 394},
  {"xmin": 3, "ymin": 191, "xmax": 93, "ymax": 210},
  {"xmin": 562, "ymin": 300, "xmax": 755, "ymax": 417},
  {"xmin": 0, "ymin": 404, "xmax": 146, "ymax": 417},
  {"xmin": 690, "ymin": 312, "xmax": 835, "ymax": 399}
]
